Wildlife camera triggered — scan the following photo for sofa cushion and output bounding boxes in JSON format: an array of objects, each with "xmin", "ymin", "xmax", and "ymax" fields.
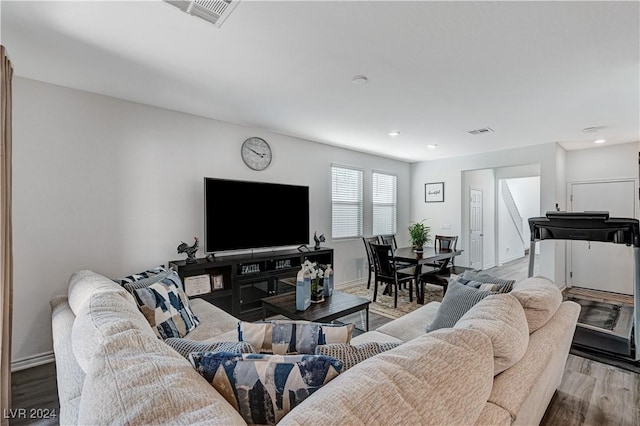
[
  {"xmin": 238, "ymin": 320, "xmax": 354, "ymax": 354},
  {"xmin": 510, "ymin": 276, "xmax": 563, "ymax": 333},
  {"xmin": 279, "ymin": 328, "xmax": 494, "ymax": 426},
  {"xmin": 349, "ymin": 330, "xmax": 404, "ymax": 345},
  {"xmin": 72, "ymin": 289, "xmax": 157, "ymax": 373},
  {"xmin": 77, "ymin": 327, "xmax": 246, "ymax": 425},
  {"xmin": 190, "ymin": 352, "xmax": 343, "ymax": 425},
  {"xmin": 315, "ymin": 342, "xmax": 401, "ymax": 370},
  {"xmin": 68, "ymin": 270, "xmax": 136, "ymax": 315},
  {"xmin": 454, "ymin": 293, "xmax": 529, "ymax": 375},
  {"xmin": 182, "ymin": 298, "xmax": 240, "ymax": 341},
  {"xmin": 376, "ymin": 301, "xmax": 440, "ymax": 341},
  {"xmin": 128, "ymin": 271, "xmax": 200, "ymax": 338},
  {"xmin": 164, "ymin": 338, "xmax": 254, "ymax": 359},
  {"xmin": 427, "ymin": 280, "xmax": 495, "ymax": 332}
]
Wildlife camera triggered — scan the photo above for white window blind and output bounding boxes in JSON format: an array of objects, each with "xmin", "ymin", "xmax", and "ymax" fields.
[
  {"xmin": 373, "ymin": 172, "xmax": 397, "ymax": 236},
  {"xmin": 331, "ymin": 166, "xmax": 363, "ymax": 239}
]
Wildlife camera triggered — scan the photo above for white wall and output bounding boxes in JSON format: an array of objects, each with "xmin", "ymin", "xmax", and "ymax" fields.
[
  {"xmin": 566, "ymin": 141, "xmax": 639, "ymax": 183},
  {"xmin": 11, "ymin": 77, "xmax": 410, "ymax": 366},
  {"xmin": 411, "ymin": 143, "xmax": 564, "ymax": 283}
]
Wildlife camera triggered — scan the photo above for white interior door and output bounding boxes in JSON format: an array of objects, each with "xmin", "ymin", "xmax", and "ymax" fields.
[
  {"xmin": 569, "ymin": 180, "xmax": 636, "ymax": 295},
  {"xmin": 470, "ymin": 188, "xmax": 483, "ymax": 270}
]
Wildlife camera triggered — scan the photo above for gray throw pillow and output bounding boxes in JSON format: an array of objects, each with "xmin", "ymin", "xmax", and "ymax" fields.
[
  {"xmin": 164, "ymin": 338, "xmax": 255, "ymax": 358},
  {"xmin": 427, "ymin": 280, "xmax": 495, "ymax": 332},
  {"xmin": 461, "ymin": 270, "xmax": 515, "ymax": 293},
  {"xmin": 315, "ymin": 342, "xmax": 402, "ymax": 370},
  {"xmin": 112, "ymin": 266, "xmax": 168, "ymax": 286}
]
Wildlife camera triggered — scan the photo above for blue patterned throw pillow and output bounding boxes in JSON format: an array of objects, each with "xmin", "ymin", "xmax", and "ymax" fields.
[
  {"xmin": 189, "ymin": 352, "xmax": 343, "ymax": 425},
  {"xmin": 129, "ymin": 270, "xmax": 199, "ymax": 338},
  {"xmin": 238, "ymin": 320, "xmax": 354, "ymax": 354}
]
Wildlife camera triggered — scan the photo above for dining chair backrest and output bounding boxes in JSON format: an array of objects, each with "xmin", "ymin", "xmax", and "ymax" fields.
[
  {"xmin": 378, "ymin": 234, "xmax": 398, "ymax": 250},
  {"xmin": 370, "ymin": 243, "xmax": 395, "ymax": 278},
  {"xmin": 435, "ymin": 235, "xmax": 458, "ymax": 251},
  {"xmin": 363, "ymin": 236, "xmax": 379, "ymax": 268}
]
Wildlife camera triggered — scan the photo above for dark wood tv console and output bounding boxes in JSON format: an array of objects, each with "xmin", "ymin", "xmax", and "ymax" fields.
[{"xmin": 169, "ymin": 247, "xmax": 333, "ymax": 321}]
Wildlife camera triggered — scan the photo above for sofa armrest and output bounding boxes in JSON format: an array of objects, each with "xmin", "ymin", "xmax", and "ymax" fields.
[
  {"xmin": 488, "ymin": 301, "xmax": 580, "ymax": 424},
  {"xmin": 51, "ymin": 296, "xmax": 84, "ymax": 425}
]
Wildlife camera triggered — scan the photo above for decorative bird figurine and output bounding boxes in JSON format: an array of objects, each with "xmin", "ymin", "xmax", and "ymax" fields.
[
  {"xmin": 177, "ymin": 237, "xmax": 199, "ymax": 263},
  {"xmin": 313, "ymin": 231, "xmax": 326, "ymax": 250}
]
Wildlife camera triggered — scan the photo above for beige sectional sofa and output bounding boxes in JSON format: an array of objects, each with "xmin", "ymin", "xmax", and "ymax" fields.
[{"xmin": 51, "ymin": 269, "xmax": 579, "ymax": 425}]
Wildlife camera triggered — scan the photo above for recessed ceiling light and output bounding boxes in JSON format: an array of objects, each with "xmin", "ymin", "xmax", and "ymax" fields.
[
  {"xmin": 352, "ymin": 75, "xmax": 369, "ymax": 85},
  {"xmin": 594, "ymin": 139, "xmax": 606, "ymax": 144},
  {"xmin": 427, "ymin": 144, "xmax": 438, "ymax": 150},
  {"xmin": 388, "ymin": 131, "xmax": 400, "ymax": 137}
]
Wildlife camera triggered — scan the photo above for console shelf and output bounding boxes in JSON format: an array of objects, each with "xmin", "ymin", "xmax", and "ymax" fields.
[{"xmin": 169, "ymin": 247, "xmax": 333, "ymax": 321}]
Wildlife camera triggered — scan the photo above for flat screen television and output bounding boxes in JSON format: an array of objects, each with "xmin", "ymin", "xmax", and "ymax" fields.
[{"xmin": 204, "ymin": 178, "xmax": 310, "ymax": 253}]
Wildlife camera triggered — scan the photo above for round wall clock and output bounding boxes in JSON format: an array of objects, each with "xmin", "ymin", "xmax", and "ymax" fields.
[{"xmin": 241, "ymin": 137, "xmax": 272, "ymax": 171}]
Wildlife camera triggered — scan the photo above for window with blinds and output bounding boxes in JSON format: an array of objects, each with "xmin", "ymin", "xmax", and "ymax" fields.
[
  {"xmin": 373, "ymin": 172, "xmax": 397, "ymax": 236},
  {"xmin": 331, "ymin": 166, "xmax": 363, "ymax": 239}
]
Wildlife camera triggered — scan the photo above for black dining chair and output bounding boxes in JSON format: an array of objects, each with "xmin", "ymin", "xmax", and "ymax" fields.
[
  {"xmin": 378, "ymin": 234, "xmax": 399, "ymax": 250},
  {"xmin": 378, "ymin": 234, "xmax": 413, "ymax": 270},
  {"xmin": 425, "ymin": 235, "xmax": 459, "ymax": 269},
  {"xmin": 362, "ymin": 236, "xmax": 379, "ymax": 289},
  {"xmin": 370, "ymin": 243, "xmax": 415, "ymax": 308}
]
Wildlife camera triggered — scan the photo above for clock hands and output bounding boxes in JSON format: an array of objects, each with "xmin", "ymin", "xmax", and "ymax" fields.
[{"xmin": 248, "ymin": 147, "xmax": 266, "ymax": 158}]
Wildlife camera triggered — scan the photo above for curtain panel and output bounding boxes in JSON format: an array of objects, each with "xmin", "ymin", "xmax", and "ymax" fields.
[{"xmin": 0, "ymin": 44, "xmax": 14, "ymax": 425}]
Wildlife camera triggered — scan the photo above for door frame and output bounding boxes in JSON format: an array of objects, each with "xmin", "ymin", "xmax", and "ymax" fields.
[{"xmin": 565, "ymin": 178, "xmax": 639, "ymax": 287}]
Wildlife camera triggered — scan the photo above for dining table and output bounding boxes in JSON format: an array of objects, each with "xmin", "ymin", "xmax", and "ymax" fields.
[{"xmin": 393, "ymin": 246, "xmax": 463, "ymax": 304}]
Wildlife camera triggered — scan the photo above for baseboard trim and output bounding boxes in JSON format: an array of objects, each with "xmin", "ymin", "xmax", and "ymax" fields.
[{"xmin": 11, "ymin": 351, "xmax": 55, "ymax": 372}]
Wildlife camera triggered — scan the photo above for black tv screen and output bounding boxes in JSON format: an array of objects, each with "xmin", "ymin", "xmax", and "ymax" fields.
[{"xmin": 204, "ymin": 178, "xmax": 310, "ymax": 252}]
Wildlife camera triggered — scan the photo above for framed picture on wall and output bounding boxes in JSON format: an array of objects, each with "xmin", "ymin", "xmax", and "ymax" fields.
[{"xmin": 425, "ymin": 182, "xmax": 445, "ymax": 203}]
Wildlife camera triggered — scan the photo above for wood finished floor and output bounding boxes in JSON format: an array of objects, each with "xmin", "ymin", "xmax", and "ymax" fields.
[{"xmin": 10, "ymin": 255, "xmax": 640, "ymax": 425}]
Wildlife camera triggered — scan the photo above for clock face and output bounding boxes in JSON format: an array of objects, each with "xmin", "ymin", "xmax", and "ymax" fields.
[{"xmin": 241, "ymin": 137, "xmax": 272, "ymax": 171}]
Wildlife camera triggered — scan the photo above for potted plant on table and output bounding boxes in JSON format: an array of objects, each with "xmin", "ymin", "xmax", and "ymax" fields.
[{"xmin": 408, "ymin": 219, "xmax": 432, "ymax": 253}]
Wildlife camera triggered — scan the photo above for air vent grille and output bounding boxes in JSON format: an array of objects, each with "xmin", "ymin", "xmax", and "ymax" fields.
[
  {"xmin": 163, "ymin": 0, "xmax": 240, "ymax": 28},
  {"xmin": 467, "ymin": 127, "xmax": 494, "ymax": 135}
]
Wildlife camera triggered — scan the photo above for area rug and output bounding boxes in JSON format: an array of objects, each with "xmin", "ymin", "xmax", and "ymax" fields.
[
  {"xmin": 566, "ymin": 297, "xmax": 621, "ymax": 331},
  {"xmin": 337, "ymin": 281, "xmax": 444, "ymax": 320}
]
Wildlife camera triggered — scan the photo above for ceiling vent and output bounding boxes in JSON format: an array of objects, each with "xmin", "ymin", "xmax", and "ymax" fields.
[
  {"xmin": 467, "ymin": 127, "xmax": 494, "ymax": 135},
  {"xmin": 163, "ymin": 0, "xmax": 240, "ymax": 28}
]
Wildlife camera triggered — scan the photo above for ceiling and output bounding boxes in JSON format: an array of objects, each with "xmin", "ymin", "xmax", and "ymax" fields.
[{"xmin": 1, "ymin": 0, "xmax": 639, "ymax": 162}]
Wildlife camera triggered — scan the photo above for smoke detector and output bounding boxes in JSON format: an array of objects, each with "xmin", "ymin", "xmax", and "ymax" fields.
[
  {"xmin": 467, "ymin": 127, "xmax": 494, "ymax": 135},
  {"xmin": 163, "ymin": 0, "xmax": 240, "ymax": 28}
]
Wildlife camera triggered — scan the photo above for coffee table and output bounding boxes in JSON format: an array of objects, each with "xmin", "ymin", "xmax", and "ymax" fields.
[{"xmin": 261, "ymin": 290, "xmax": 371, "ymax": 331}]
